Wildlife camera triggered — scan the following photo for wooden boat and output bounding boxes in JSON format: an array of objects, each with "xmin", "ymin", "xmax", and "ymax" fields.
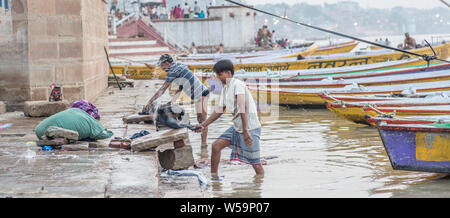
[
  {"xmin": 110, "ymin": 42, "xmax": 450, "ymax": 79},
  {"xmin": 363, "ymin": 105, "xmax": 450, "ymax": 118},
  {"xmin": 177, "ymin": 43, "xmax": 319, "ymax": 62},
  {"xmin": 245, "ymin": 63, "xmax": 450, "ymax": 89},
  {"xmin": 318, "ymin": 91, "xmax": 450, "ymax": 103},
  {"xmin": 366, "ymin": 115, "xmax": 450, "ymax": 127},
  {"xmin": 325, "ymin": 97, "xmax": 450, "ymax": 125},
  {"xmin": 184, "ymin": 42, "xmax": 450, "ymax": 73},
  {"xmin": 376, "ymin": 122, "xmax": 450, "ymax": 173},
  {"xmin": 225, "ymin": 58, "xmax": 426, "ymax": 81},
  {"xmin": 230, "ymin": 58, "xmax": 426, "ymax": 80},
  {"xmin": 207, "ymin": 58, "xmax": 441, "ymax": 93},
  {"xmin": 249, "ymin": 81, "xmax": 450, "ymax": 106},
  {"xmin": 312, "ymin": 40, "xmax": 359, "ymax": 56},
  {"xmin": 370, "ymin": 45, "xmax": 384, "ymax": 50}
]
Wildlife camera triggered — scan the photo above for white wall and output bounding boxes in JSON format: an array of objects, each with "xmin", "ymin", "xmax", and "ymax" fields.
[{"xmin": 152, "ymin": 6, "xmax": 257, "ymax": 52}]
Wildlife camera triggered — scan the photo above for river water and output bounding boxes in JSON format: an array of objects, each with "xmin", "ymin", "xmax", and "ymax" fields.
[{"xmin": 182, "ymin": 104, "xmax": 450, "ymax": 198}]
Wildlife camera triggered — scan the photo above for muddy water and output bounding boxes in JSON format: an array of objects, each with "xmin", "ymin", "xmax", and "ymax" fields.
[{"xmin": 182, "ymin": 107, "xmax": 450, "ymax": 198}]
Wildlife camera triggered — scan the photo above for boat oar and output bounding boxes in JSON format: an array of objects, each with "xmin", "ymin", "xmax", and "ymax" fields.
[
  {"xmin": 224, "ymin": 0, "xmax": 450, "ymax": 66},
  {"xmin": 104, "ymin": 47, "xmax": 122, "ymax": 90}
]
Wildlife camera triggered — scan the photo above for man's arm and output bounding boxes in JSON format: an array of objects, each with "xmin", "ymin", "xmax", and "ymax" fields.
[
  {"xmin": 144, "ymin": 82, "xmax": 171, "ymax": 110},
  {"xmin": 203, "ymin": 106, "xmax": 225, "ymax": 127},
  {"xmin": 194, "ymin": 106, "xmax": 225, "ymax": 132}
]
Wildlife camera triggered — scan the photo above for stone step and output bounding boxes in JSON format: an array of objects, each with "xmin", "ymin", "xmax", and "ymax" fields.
[
  {"xmin": 109, "ymin": 46, "xmax": 169, "ymax": 54},
  {"xmin": 109, "ymin": 44, "xmax": 165, "ymax": 50},
  {"xmin": 109, "ymin": 40, "xmax": 157, "ymax": 47},
  {"xmin": 109, "ymin": 51, "xmax": 171, "ymax": 58}
]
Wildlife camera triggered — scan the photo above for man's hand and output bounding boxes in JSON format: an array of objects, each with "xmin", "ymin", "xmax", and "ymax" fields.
[
  {"xmin": 193, "ymin": 124, "xmax": 204, "ymax": 133},
  {"xmin": 243, "ymin": 130, "xmax": 253, "ymax": 147}
]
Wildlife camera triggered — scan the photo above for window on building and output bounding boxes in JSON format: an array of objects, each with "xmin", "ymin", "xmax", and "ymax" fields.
[
  {"xmin": 4, "ymin": 0, "xmax": 8, "ymax": 10},
  {"xmin": 0, "ymin": 0, "xmax": 3, "ymax": 8}
]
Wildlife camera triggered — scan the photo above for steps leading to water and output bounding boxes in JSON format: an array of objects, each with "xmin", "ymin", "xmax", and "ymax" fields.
[{"xmin": 108, "ymin": 19, "xmax": 178, "ymax": 65}]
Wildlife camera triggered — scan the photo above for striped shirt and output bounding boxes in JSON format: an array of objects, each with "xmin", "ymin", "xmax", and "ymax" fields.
[{"xmin": 165, "ymin": 62, "xmax": 208, "ymax": 101}]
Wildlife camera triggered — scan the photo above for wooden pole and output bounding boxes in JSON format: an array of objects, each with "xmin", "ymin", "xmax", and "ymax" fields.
[{"xmin": 104, "ymin": 47, "xmax": 122, "ymax": 90}]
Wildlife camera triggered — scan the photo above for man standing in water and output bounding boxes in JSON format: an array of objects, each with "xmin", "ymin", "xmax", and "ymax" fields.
[
  {"xmin": 144, "ymin": 54, "xmax": 210, "ymax": 148},
  {"xmin": 195, "ymin": 59, "xmax": 264, "ymax": 177}
]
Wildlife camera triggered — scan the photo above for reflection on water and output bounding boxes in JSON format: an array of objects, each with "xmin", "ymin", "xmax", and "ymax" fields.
[{"xmin": 184, "ymin": 107, "xmax": 450, "ymax": 198}]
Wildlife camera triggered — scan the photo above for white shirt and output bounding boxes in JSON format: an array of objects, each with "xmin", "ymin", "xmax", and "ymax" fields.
[{"xmin": 218, "ymin": 78, "xmax": 261, "ymax": 133}]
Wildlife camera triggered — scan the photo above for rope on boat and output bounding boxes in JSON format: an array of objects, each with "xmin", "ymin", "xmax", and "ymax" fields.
[
  {"xmin": 367, "ymin": 105, "xmax": 395, "ymax": 118},
  {"xmin": 224, "ymin": 0, "xmax": 450, "ymax": 66}
]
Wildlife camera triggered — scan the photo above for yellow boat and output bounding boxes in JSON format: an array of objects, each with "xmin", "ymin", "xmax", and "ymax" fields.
[
  {"xmin": 370, "ymin": 45, "xmax": 383, "ymax": 50},
  {"xmin": 326, "ymin": 99, "xmax": 450, "ymax": 125},
  {"xmin": 110, "ymin": 42, "xmax": 450, "ymax": 80},
  {"xmin": 110, "ymin": 64, "xmax": 168, "ymax": 80},
  {"xmin": 185, "ymin": 43, "xmax": 450, "ymax": 73},
  {"xmin": 277, "ymin": 44, "xmax": 319, "ymax": 58},
  {"xmin": 312, "ymin": 41, "xmax": 359, "ymax": 55}
]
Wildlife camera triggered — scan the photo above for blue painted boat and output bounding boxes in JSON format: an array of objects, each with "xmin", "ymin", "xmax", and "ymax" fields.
[{"xmin": 377, "ymin": 122, "xmax": 450, "ymax": 173}]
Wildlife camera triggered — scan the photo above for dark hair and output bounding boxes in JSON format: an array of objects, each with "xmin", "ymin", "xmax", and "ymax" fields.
[{"xmin": 213, "ymin": 59, "xmax": 234, "ymax": 76}]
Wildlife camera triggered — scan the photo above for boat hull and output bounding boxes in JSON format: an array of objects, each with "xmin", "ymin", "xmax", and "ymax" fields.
[
  {"xmin": 250, "ymin": 84, "xmax": 450, "ymax": 106},
  {"xmin": 312, "ymin": 41, "xmax": 358, "ymax": 55},
  {"xmin": 186, "ymin": 43, "xmax": 450, "ymax": 73},
  {"xmin": 378, "ymin": 125, "xmax": 450, "ymax": 173}
]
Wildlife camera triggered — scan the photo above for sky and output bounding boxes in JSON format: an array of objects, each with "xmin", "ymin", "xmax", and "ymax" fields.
[{"xmin": 245, "ymin": 0, "xmax": 447, "ymax": 9}]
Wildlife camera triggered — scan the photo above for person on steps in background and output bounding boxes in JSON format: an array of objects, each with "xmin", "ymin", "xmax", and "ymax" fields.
[
  {"xmin": 144, "ymin": 54, "xmax": 210, "ymax": 148},
  {"xmin": 194, "ymin": 59, "xmax": 264, "ymax": 178}
]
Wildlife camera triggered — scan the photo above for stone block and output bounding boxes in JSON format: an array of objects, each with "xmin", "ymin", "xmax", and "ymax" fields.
[
  {"xmin": 45, "ymin": 126, "xmax": 79, "ymax": 141},
  {"xmin": 122, "ymin": 114, "xmax": 154, "ymax": 124},
  {"xmin": 131, "ymin": 128, "xmax": 189, "ymax": 152},
  {"xmin": 30, "ymin": 87, "xmax": 48, "ymax": 101},
  {"xmin": 88, "ymin": 140, "xmax": 109, "ymax": 148},
  {"xmin": 55, "ymin": 0, "xmax": 81, "ymax": 15},
  {"xmin": 62, "ymin": 86, "xmax": 84, "ymax": 102},
  {"xmin": 36, "ymin": 138, "xmax": 68, "ymax": 147},
  {"xmin": 61, "ymin": 142, "xmax": 89, "ymax": 151},
  {"xmin": 108, "ymin": 138, "xmax": 132, "ymax": 150},
  {"xmin": 24, "ymin": 100, "xmax": 69, "ymax": 117},
  {"xmin": 29, "ymin": 41, "xmax": 58, "ymax": 60},
  {"xmin": 158, "ymin": 141, "xmax": 195, "ymax": 170},
  {"xmin": 59, "ymin": 41, "xmax": 82, "ymax": 59},
  {"xmin": 0, "ymin": 101, "xmax": 6, "ymax": 114}
]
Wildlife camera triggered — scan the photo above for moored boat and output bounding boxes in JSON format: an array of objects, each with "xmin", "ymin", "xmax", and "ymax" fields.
[
  {"xmin": 177, "ymin": 43, "xmax": 319, "ymax": 62},
  {"xmin": 244, "ymin": 63, "xmax": 450, "ymax": 89},
  {"xmin": 376, "ymin": 122, "xmax": 450, "ymax": 173},
  {"xmin": 366, "ymin": 115, "xmax": 450, "ymax": 126},
  {"xmin": 312, "ymin": 40, "xmax": 359, "ymax": 55},
  {"xmin": 363, "ymin": 105, "xmax": 450, "ymax": 118},
  {"xmin": 184, "ymin": 42, "xmax": 450, "ymax": 73},
  {"xmin": 318, "ymin": 91, "xmax": 450, "ymax": 103},
  {"xmin": 110, "ymin": 42, "xmax": 450, "ymax": 79},
  {"xmin": 249, "ymin": 81, "xmax": 450, "ymax": 106},
  {"xmin": 325, "ymin": 97, "xmax": 450, "ymax": 125}
]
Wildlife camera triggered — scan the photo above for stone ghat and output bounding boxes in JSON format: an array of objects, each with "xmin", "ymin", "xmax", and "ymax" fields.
[{"xmin": 0, "ymin": 80, "xmax": 203, "ymax": 198}]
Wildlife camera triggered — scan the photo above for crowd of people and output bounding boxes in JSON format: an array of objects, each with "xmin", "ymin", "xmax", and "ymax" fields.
[
  {"xmin": 109, "ymin": 0, "xmax": 211, "ymax": 21},
  {"xmin": 169, "ymin": 1, "xmax": 207, "ymax": 19},
  {"xmin": 255, "ymin": 25, "xmax": 290, "ymax": 49}
]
